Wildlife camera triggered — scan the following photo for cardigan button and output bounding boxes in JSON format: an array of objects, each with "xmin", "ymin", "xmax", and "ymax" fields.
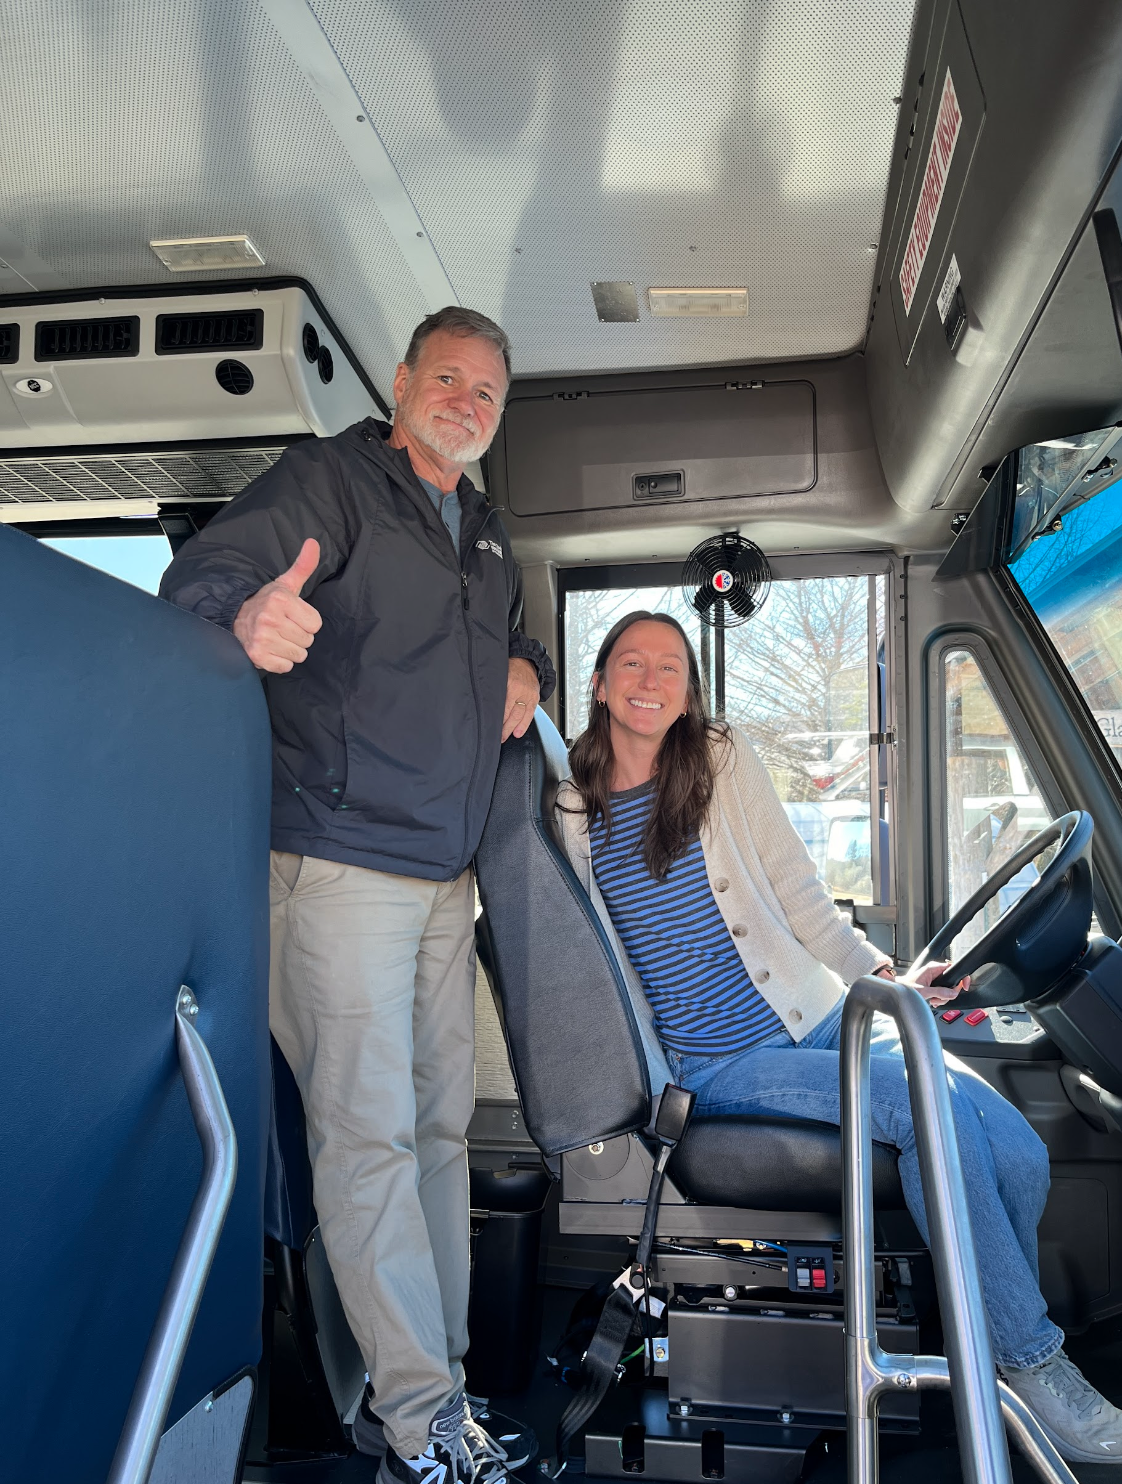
[
  {"xmin": 732, "ymin": 923, "xmax": 747, "ymax": 937},
  {"xmin": 788, "ymin": 1008, "xmax": 803, "ymax": 1024},
  {"xmin": 714, "ymin": 877, "xmax": 730, "ymax": 892},
  {"xmin": 756, "ymin": 970, "xmax": 770, "ymax": 984}
]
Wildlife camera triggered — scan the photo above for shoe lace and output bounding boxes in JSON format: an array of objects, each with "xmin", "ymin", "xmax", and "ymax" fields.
[
  {"xmin": 1041, "ymin": 1355, "xmax": 1106, "ymax": 1422},
  {"xmin": 460, "ymin": 1416, "xmax": 511, "ymax": 1479}
]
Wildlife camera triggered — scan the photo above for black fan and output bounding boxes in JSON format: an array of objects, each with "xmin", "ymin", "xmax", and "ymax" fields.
[{"xmin": 683, "ymin": 533, "xmax": 771, "ymax": 627}]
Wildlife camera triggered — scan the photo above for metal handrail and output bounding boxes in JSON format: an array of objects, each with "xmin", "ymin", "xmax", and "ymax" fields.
[
  {"xmin": 841, "ymin": 975, "xmax": 1076, "ymax": 1484},
  {"xmin": 106, "ymin": 987, "xmax": 239, "ymax": 1484}
]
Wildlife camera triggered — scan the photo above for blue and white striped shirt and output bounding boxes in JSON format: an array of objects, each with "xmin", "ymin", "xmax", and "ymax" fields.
[{"xmin": 590, "ymin": 780, "xmax": 785, "ymax": 1056}]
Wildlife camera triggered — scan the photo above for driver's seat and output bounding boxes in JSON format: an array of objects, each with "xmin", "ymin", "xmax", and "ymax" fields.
[
  {"xmin": 474, "ymin": 715, "xmax": 923, "ymax": 1473},
  {"xmin": 474, "ymin": 711, "xmax": 910, "ymax": 1230}
]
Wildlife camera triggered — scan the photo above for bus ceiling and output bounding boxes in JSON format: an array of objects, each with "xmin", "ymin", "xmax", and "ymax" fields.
[{"xmin": 2, "ymin": 2, "xmax": 1122, "ymax": 558}]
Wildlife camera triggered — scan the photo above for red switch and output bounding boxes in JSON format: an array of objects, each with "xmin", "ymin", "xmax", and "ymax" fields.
[
  {"xmin": 941, "ymin": 1008, "xmax": 962, "ymax": 1023},
  {"xmin": 811, "ymin": 1267, "xmax": 827, "ymax": 1289},
  {"xmin": 964, "ymin": 1009, "xmax": 988, "ymax": 1026}
]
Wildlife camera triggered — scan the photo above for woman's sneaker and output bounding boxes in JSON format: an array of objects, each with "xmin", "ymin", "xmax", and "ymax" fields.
[{"xmin": 1001, "ymin": 1351, "xmax": 1122, "ymax": 1463}]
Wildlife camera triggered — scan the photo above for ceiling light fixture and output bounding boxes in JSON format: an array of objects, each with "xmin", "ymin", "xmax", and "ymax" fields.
[
  {"xmin": 149, "ymin": 235, "xmax": 266, "ymax": 272},
  {"xmin": 648, "ymin": 287, "xmax": 748, "ymax": 317}
]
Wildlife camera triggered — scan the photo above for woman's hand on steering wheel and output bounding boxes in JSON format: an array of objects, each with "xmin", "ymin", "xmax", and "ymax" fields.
[{"xmin": 874, "ymin": 961, "xmax": 972, "ymax": 1008}]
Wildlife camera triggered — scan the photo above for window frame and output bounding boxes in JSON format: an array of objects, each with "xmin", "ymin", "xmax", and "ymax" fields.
[
  {"xmin": 557, "ymin": 551, "xmax": 899, "ymax": 917},
  {"xmin": 927, "ymin": 631, "xmax": 1068, "ymax": 938}
]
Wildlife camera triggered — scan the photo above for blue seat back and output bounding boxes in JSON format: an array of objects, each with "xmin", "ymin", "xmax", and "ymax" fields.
[{"xmin": 0, "ymin": 528, "xmax": 271, "ymax": 1482}]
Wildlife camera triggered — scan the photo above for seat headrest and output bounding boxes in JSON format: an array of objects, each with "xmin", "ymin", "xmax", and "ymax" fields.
[{"xmin": 475, "ymin": 713, "xmax": 652, "ymax": 1155}]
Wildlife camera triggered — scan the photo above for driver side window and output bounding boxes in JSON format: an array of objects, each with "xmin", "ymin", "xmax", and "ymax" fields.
[{"xmin": 943, "ymin": 648, "xmax": 1050, "ymax": 953}]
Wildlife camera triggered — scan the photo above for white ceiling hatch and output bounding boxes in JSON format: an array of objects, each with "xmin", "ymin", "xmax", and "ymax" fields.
[{"xmin": 0, "ymin": 0, "xmax": 916, "ymax": 391}]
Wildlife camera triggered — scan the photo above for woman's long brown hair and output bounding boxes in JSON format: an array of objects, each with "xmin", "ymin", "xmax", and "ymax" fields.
[{"xmin": 567, "ymin": 611, "xmax": 729, "ymax": 879}]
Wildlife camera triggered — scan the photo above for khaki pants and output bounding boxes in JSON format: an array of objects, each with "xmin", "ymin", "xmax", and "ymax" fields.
[{"xmin": 269, "ymin": 851, "xmax": 477, "ymax": 1456}]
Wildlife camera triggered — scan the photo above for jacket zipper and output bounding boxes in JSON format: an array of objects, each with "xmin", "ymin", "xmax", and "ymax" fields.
[
  {"xmin": 453, "ymin": 506, "xmax": 501, "ymax": 876},
  {"xmin": 355, "ymin": 427, "xmax": 497, "ymax": 877}
]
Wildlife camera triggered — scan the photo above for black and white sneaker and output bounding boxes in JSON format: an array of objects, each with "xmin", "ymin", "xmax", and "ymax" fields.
[
  {"xmin": 465, "ymin": 1395, "xmax": 538, "ymax": 1471},
  {"xmin": 356, "ymin": 1385, "xmax": 537, "ymax": 1472},
  {"xmin": 378, "ymin": 1428, "xmax": 511, "ymax": 1484}
]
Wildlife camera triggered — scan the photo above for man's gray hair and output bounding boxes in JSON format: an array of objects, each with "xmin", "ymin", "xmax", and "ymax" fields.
[{"xmin": 403, "ymin": 306, "xmax": 512, "ymax": 384}]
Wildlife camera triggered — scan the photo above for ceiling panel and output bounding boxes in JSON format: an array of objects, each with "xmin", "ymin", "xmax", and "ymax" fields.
[
  {"xmin": 312, "ymin": 0, "xmax": 917, "ymax": 372},
  {"xmin": 0, "ymin": 0, "xmax": 916, "ymax": 390},
  {"xmin": 0, "ymin": 0, "xmax": 430, "ymax": 395}
]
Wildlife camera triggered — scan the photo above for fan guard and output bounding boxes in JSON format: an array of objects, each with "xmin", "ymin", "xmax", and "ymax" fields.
[{"xmin": 682, "ymin": 533, "xmax": 772, "ymax": 628}]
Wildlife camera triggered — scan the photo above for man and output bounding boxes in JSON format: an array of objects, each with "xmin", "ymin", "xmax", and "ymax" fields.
[{"xmin": 161, "ymin": 307, "xmax": 553, "ymax": 1484}]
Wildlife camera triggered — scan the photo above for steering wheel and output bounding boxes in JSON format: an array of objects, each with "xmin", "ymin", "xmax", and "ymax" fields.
[{"xmin": 908, "ymin": 811, "xmax": 1095, "ymax": 1010}]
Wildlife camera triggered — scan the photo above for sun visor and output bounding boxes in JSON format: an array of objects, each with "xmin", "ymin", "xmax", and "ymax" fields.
[{"xmin": 0, "ymin": 281, "xmax": 380, "ymax": 451}]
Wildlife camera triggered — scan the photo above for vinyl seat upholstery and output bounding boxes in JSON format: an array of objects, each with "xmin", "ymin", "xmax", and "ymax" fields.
[{"xmin": 474, "ymin": 713, "xmax": 904, "ymax": 1213}]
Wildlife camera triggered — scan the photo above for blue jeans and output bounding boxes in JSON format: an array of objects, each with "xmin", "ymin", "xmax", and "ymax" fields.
[{"xmin": 665, "ymin": 1000, "xmax": 1062, "ymax": 1369}]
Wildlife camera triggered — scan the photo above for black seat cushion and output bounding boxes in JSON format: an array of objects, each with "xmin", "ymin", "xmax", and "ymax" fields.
[{"xmin": 669, "ymin": 1115, "xmax": 906, "ymax": 1212}]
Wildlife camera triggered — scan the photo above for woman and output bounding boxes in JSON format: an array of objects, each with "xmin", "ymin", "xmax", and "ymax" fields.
[{"xmin": 555, "ymin": 609, "xmax": 1122, "ymax": 1465}]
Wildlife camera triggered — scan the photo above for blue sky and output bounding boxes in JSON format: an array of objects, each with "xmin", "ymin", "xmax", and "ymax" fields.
[{"xmin": 40, "ymin": 535, "xmax": 173, "ymax": 594}]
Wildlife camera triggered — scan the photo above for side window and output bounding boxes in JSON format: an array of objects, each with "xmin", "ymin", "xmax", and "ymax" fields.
[
  {"xmin": 563, "ymin": 572, "xmax": 890, "ymax": 909},
  {"xmin": 39, "ymin": 533, "xmax": 173, "ymax": 594},
  {"xmin": 1009, "ymin": 439, "xmax": 1122, "ymax": 776},
  {"xmin": 942, "ymin": 648, "xmax": 1051, "ymax": 951}
]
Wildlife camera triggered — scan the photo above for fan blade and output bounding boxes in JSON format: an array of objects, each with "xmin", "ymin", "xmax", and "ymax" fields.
[
  {"xmin": 726, "ymin": 586, "xmax": 759, "ymax": 620},
  {"xmin": 692, "ymin": 584, "xmax": 718, "ymax": 613}
]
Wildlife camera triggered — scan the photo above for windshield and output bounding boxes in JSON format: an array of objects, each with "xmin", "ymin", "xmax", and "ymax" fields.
[{"xmin": 1009, "ymin": 439, "xmax": 1122, "ymax": 775}]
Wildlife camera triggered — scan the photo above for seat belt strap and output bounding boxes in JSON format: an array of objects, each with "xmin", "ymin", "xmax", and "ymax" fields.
[
  {"xmin": 552, "ymin": 1088, "xmax": 695, "ymax": 1475},
  {"xmin": 554, "ymin": 1283, "xmax": 638, "ymax": 1469}
]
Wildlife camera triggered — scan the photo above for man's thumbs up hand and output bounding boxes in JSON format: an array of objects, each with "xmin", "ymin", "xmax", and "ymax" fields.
[
  {"xmin": 232, "ymin": 539, "xmax": 324, "ymax": 673},
  {"xmin": 275, "ymin": 538, "xmax": 320, "ymax": 596}
]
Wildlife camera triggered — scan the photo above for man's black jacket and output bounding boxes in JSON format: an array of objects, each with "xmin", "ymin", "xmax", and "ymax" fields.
[{"xmin": 160, "ymin": 418, "xmax": 555, "ymax": 882}]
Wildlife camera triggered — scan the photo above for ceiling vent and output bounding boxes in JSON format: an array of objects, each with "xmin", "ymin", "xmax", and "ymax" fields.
[
  {"xmin": 35, "ymin": 316, "xmax": 140, "ymax": 360},
  {"xmin": 0, "ymin": 285, "xmax": 377, "ymax": 450},
  {"xmin": 215, "ymin": 359, "xmax": 254, "ymax": 395},
  {"xmin": 0, "ymin": 325, "xmax": 18, "ymax": 364},
  {"xmin": 156, "ymin": 309, "xmax": 264, "ymax": 355},
  {"xmin": 0, "ymin": 444, "xmax": 292, "ymax": 522}
]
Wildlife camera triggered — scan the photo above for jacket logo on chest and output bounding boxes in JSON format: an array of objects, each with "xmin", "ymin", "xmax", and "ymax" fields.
[{"xmin": 476, "ymin": 537, "xmax": 503, "ymax": 559}]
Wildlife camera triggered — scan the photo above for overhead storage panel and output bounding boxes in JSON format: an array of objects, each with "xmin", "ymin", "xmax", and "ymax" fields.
[
  {"xmin": 499, "ymin": 381, "xmax": 815, "ymax": 518},
  {"xmin": 887, "ymin": 1, "xmax": 985, "ymax": 364}
]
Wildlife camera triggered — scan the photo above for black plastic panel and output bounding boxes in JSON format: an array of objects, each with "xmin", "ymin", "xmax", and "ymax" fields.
[
  {"xmin": 155, "ymin": 308, "xmax": 264, "ymax": 355},
  {"xmin": 500, "ymin": 380, "xmax": 815, "ymax": 518},
  {"xmin": 35, "ymin": 315, "xmax": 140, "ymax": 360}
]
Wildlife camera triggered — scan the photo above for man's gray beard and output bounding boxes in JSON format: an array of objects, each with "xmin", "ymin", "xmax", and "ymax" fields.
[{"xmin": 396, "ymin": 400, "xmax": 493, "ymax": 464}]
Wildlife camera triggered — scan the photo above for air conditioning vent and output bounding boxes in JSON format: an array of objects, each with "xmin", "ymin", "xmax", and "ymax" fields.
[
  {"xmin": 155, "ymin": 309, "xmax": 264, "ymax": 355},
  {"xmin": 0, "ymin": 445, "xmax": 292, "ymax": 514},
  {"xmin": 0, "ymin": 325, "xmax": 19, "ymax": 364},
  {"xmin": 216, "ymin": 359, "xmax": 254, "ymax": 395},
  {"xmin": 35, "ymin": 317, "xmax": 140, "ymax": 361}
]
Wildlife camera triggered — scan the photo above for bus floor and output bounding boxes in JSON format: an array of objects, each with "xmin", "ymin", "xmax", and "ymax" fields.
[{"xmin": 240, "ymin": 1287, "xmax": 1122, "ymax": 1484}]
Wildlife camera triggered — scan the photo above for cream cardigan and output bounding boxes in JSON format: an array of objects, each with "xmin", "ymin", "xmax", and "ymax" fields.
[{"xmin": 554, "ymin": 725, "xmax": 891, "ymax": 1087}]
